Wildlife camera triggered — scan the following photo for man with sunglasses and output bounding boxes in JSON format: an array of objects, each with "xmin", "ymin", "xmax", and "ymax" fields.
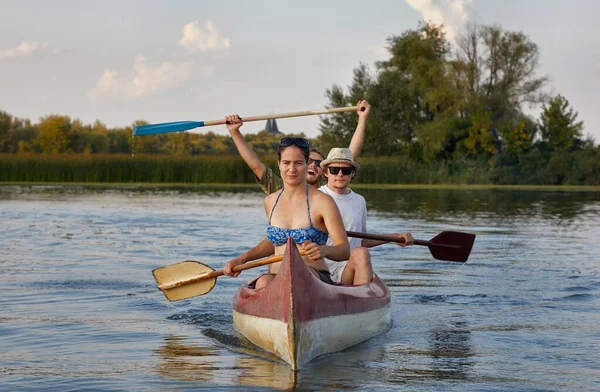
[
  {"xmin": 319, "ymin": 148, "xmax": 414, "ymax": 285},
  {"xmin": 225, "ymin": 100, "xmax": 370, "ymax": 194}
]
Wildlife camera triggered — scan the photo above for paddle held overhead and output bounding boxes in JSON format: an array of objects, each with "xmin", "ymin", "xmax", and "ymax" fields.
[{"xmin": 133, "ymin": 106, "xmax": 361, "ymax": 136}]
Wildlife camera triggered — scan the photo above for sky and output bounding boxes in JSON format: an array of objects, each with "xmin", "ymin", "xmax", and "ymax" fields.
[{"xmin": 1, "ymin": 0, "xmax": 599, "ymax": 142}]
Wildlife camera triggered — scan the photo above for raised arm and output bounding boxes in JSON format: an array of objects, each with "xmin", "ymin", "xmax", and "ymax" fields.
[
  {"xmin": 225, "ymin": 114, "xmax": 266, "ymax": 180},
  {"xmin": 348, "ymin": 100, "xmax": 371, "ymax": 161}
]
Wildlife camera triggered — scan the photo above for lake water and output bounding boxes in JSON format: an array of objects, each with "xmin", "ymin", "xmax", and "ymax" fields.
[{"xmin": 1, "ymin": 185, "xmax": 599, "ymax": 391}]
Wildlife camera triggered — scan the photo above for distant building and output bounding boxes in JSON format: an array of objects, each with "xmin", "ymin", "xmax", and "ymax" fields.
[{"xmin": 265, "ymin": 118, "xmax": 282, "ymax": 135}]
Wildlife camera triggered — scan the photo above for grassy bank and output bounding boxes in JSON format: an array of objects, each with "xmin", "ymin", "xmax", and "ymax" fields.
[
  {"xmin": 1, "ymin": 153, "xmax": 598, "ymax": 187},
  {"xmin": 0, "ymin": 154, "xmax": 493, "ymax": 185},
  {"xmin": 0, "ymin": 154, "xmax": 258, "ymax": 184}
]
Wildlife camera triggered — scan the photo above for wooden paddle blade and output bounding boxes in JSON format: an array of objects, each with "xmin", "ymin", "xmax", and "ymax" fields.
[
  {"xmin": 428, "ymin": 231, "xmax": 476, "ymax": 262},
  {"xmin": 152, "ymin": 261, "xmax": 216, "ymax": 301}
]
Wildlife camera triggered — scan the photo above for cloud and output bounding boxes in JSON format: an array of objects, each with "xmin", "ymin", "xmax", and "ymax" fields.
[
  {"xmin": 405, "ymin": 0, "xmax": 473, "ymax": 41},
  {"xmin": 0, "ymin": 41, "xmax": 53, "ymax": 60},
  {"xmin": 179, "ymin": 20, "xmax": 231, "ymax": 53},
  {"xmin": 88, "ymin": 55, "xmax": 191, "ymax": 100}
]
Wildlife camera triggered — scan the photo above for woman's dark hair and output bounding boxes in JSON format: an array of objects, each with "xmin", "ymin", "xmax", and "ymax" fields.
[{"xmin": 277, "ymin": 137, "xmax": 310, "ymax": 162}]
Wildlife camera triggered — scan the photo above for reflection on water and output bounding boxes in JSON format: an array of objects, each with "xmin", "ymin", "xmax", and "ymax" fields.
[
  {"xmin": 360, "ymin": 187, "xmax": 600, "ymax": 223},
  {"xmin": 3, "ymin": 184, "xmax": 599, "ymax": 221},
  {"xmin": 428, "ymin": 317, "xmax": 474, "ymax": 381},
  {"xmin": 234, "ymin": 357, "xmax": 298, "ymax": 390},
  {"xmin": 154, "ymin": 335, "xmax": 298, "ymax": 390},
  {"xmin": 154, "ymin": 336, "xmax": 220, "ymax": 383},
  {"xmin": 358, "ymin": 318, "xmax": 475, "ymax": 386}
]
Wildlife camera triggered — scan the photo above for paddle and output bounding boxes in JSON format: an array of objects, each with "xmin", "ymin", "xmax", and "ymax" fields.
[
  {"xmin": 133, "ymin": 106, "xmax": 360, "ymax": 136},
  {"xmin": 152, "ymin": 251, "xmax": 306, "ymax": 302},
  {"xmin": 346, "ymin": 231, "xmax": 475, "ymax": 263}
]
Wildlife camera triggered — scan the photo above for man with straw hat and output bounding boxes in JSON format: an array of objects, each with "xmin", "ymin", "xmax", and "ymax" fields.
[{"xmin": 318, "ymin": 148, "xmax": 413, "ymax": 285}]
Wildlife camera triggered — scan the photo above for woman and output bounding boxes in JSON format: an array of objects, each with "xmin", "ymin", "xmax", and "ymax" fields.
[{"xmin": 224, "ymin": 128, "xmax": 350, "ymax": 289}]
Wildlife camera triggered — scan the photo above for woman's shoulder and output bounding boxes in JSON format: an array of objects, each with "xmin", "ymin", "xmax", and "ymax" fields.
[{"xmin": 264, "ymin": 190, "xmax": 280, "ymax": 207}]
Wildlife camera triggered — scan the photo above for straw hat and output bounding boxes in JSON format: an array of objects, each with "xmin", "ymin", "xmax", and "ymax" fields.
[{"xmin": 320, "ymin": 148, "xmax": 360, "ymax": 171}]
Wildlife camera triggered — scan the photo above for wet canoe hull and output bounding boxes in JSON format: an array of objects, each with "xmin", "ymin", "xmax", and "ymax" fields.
[{"xmin": 232, "ymin": 238, "xmax": 391, "ymax": 369}]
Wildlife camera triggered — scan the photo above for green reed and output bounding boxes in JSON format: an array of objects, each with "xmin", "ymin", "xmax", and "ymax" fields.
[{"xmin": 0, "ymin": 154, "xmax": 493, "ymax": 185}]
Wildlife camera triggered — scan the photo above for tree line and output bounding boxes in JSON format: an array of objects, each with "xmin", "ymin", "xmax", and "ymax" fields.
[
  {"xmin": 316, "ymin": 23, "xmax": 599, "ymax": 185},
  {"xmin": 0, "ymin": 23, "xmax": 598, "ymax": 185},
  {"xmin": 0, "ymin": 113, "xmax": 288, "ymax": 156}
]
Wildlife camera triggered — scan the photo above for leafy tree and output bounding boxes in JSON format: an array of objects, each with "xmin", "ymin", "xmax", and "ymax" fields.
[
  {"xmin": 245, "ymin": 130, "xmax": 282, "ymax": 156},
  {"xmin": 453, "ymin": 24, "xmax": 548, "ymax": 152},
  {"xmin": 132, "ymin": 120, "xmax": 164, "ymax": 154},
  {"xmin": 538, "ymin": 95, "xmax": 584, "ymax": 152},
  {"xmin": 317, "ymin": 63, "xmax": 373, "ymax": 154},
  {"xmin": 374, "ymin": 23, "xmax": 453, "ymax": 154},
  {"xmin": 165, "ymin": 132, "xmax": 191, "ymax": 156},
  {"xmin": 476, "ymin": 25, "xmax": 547, "ymax": 115},
  {"xmin": 499, "ymin": 114, "xmax": 537, "ymax": 154},
  {"xmin": 415, "ymin": 117, "xmax": 470, "ymax": 162},
  {"xmin": 463, "ymin": 110, "xmax": 498, "ymax": 157},
  {"xmin": 319, "ymin": 24, "xmax": 455, "ymax": 157},
  {"xmin": 108, "ymin": 128, "xmax": 133, "ymax": 154},
  {"xmin": 38, "ymin": 115, "xmax": 73, "ymax": 154},
  {"xmin": 572, "ymin": 146, "xmax": 600, "ymax": 185},
  {"xmin": 12, "ymin": 118, "xmax": 39, "ymax": 153},
  {"xmin": 0, "ymin": 111, "xmax": 13, "ymax": 153}
]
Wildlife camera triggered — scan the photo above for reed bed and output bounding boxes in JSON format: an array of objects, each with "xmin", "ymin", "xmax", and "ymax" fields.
[{"xmin": 0, "ymin": 154, "xmax": 493, "ymax": 185}]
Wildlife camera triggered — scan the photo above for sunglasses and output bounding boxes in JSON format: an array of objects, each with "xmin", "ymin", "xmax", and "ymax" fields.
[
  {"xmin": 308, "ymin": 158, "xmax": 322, "ymax": 167},
  {"xmin": 278, "ymin": 137, "xmax": 310, "ymax": 149},
  {"xmin": 328, "ymin": 166, "xmax": 354, "ymax": 176}
]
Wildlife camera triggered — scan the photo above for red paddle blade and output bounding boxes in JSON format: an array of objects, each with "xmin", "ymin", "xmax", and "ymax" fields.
[{"xmin": 428, "ymin": 231, "xmax": 476, "ymax": 262}]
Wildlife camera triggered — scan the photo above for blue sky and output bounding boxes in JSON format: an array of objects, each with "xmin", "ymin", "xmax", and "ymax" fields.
[{"xmin": 1, "ymin": 0, "xmax": 599, "ymax": 142}]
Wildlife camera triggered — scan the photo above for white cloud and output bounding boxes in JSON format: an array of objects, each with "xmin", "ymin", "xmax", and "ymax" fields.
[
  {"xmin": 179, "ymin": 20, "xmax": 231, "ymax": 53},
  {"xmin": 0, "ymin": 41, "xmax": 52, "ymax": 60},
  {"xmin": 405, "ymin": 0, "xmax": 473, "ymax": 42},
  {"xmin": 88, "ymin": 55, "xmax": 191, "ymax": 100}
]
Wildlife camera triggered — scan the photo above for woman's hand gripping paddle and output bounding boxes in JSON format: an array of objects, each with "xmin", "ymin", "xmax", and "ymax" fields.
[{"xmin": 152, "ymin": 251, "xmax": 306, "ymax": 301}]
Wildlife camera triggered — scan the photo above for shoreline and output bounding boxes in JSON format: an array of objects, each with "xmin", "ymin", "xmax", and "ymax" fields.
[{"xmin": 2, "ymin": 182, "xmax": 599, "ymax": 192}]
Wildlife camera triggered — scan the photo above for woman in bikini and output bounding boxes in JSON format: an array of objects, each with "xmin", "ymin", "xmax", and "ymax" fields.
[{"xmin": 224, "ymin": 132, "xmax": 350, "ymax": 289}]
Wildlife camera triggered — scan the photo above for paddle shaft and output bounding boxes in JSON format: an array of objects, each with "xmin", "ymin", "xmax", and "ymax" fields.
[
  {"xmin": 346, "ymin": 231, "xmax": 459, "ymax": 249},
  {"xmin": 158, "ymin": 250, "xmax": 306, "ymax": 290},
  {"xmin": 207, "ymin": 106, "xmax": 360, "ymax": 127},
  {"xmin": 133, "ymin": 106, "xmax": 360, "ymax": 135}
]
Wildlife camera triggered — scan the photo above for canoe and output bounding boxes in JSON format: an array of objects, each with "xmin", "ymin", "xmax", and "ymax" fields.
[{"xmin": 232, "ymin": 237, "xmax": 391, "ymax": 370}]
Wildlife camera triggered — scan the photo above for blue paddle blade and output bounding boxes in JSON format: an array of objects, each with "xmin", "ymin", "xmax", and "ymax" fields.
[{"xmin": 133, "ymin": 121, "xmax": 204, "ymax": 136}]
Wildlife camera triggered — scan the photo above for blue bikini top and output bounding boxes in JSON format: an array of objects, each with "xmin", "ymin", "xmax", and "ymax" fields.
[{"xmin": 266, "ymin": 186, "xmax": 328, "ymax": 247}]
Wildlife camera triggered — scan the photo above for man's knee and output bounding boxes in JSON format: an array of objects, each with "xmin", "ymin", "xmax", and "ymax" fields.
[
  {"xmin": 350, "ymin": 247, "xmax": 371, "ymax": 268},
  {"xmin": 256, "ymin": 273, "xmax": 275, "ymax": 289}
]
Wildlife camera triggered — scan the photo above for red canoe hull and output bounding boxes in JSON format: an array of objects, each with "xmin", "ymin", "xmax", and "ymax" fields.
[{"xmin": 232, "ymin": 238, "xmax": 391, "ymax": 369}]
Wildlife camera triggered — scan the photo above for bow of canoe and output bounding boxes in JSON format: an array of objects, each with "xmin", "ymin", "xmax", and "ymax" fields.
[{"xmin": 232, "ymin": 238, "xmax": 391, "ymax": 370}]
